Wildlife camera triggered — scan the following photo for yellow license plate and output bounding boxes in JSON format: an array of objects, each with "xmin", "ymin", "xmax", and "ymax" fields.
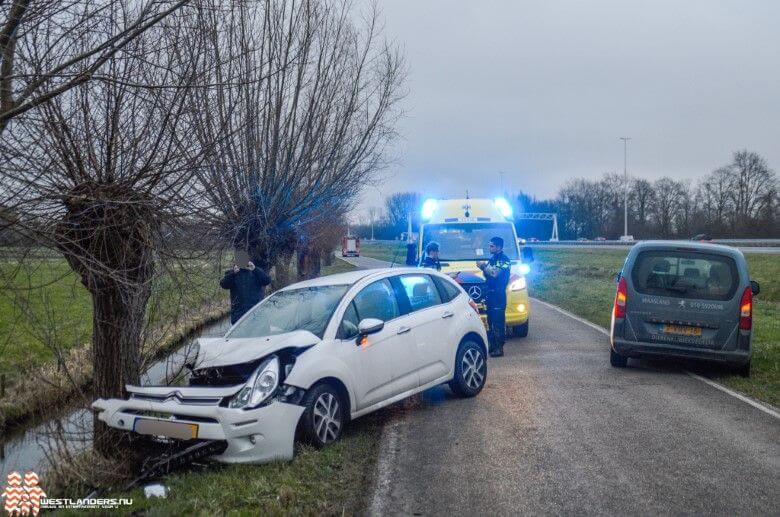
[
  {"xmin": 134, "ymin": 418, "xmax": 199, "ymax": 440},
  {"xmin": 663, "ymin": 324, "xmax": 702, "ymax": 337}
]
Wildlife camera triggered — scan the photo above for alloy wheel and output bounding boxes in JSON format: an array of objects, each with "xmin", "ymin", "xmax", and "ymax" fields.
[
  {"xmin": 312, "ymin": 392, "xmax": 341, "ymax": 444},
  {"xmin": 461, "ymin": 348, "xmax": 485, "ymax": 390}
]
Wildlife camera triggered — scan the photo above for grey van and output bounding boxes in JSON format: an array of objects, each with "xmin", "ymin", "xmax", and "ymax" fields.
[{"xmin": 610, "ymin": 241, "xmax": 760, "ymax": 376}]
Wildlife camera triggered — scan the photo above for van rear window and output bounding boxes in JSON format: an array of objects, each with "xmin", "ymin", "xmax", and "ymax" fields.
[{"xmin": 630, "ymin": 250, "xmax": 739, "ymax": 301}]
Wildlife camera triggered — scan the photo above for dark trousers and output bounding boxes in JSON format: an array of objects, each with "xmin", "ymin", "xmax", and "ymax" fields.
[{"xmin": 486, "ymin": 306, "xmax": 506, "ymax": 351}]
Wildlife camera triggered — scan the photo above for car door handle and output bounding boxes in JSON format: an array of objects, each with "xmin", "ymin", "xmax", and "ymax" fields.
[
  {"xmin": 397, "ymin": 326, "xmax": 411, "ymax": 335},
  {"xmin": 441, "ymin": 311, "xmax": 454, "ymax": 319}
]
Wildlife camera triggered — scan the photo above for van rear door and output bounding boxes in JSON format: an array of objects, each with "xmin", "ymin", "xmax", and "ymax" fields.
[{"xmin": 626, "ymin": 249, "xmax": 741, "ymax": 349}]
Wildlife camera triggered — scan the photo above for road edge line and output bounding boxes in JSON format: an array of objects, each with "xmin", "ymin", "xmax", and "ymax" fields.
[
  {"xmin": 368, "ymin": 419, "xmax": 401, "ymax": 516},
  {"xmin": 685, "ymin": 372, "xmax": 780, "ymax": 419},
  {"xmin": 530, "ymin": 296, "xmax": 780, "ymax": 420},
  {"xmin": 531, "ymin": 297, "xmax": 609, "ymax": 336}
]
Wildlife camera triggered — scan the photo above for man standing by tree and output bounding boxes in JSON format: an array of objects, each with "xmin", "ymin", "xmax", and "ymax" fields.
[
  {"xmin": 221, "ymin": 251, "xmax": 272, "ymax": 323},
  {"xmin": 477, "ymin": 237, "xmax": 511, "ymax": 357}
]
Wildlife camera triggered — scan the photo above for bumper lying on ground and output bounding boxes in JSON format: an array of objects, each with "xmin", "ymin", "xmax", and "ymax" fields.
[
  {"xmin": 612, "ymin": 338, "xmax": 750, "ymax": 367},
  {"xmin": 92, "ymin": 392, "xmax": 305, "ymax": 464}
]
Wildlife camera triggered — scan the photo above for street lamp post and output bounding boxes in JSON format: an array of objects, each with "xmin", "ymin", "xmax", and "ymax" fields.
[{"xmin": 619, "ymin": 137, "xmax": 631, "ymax": 239}]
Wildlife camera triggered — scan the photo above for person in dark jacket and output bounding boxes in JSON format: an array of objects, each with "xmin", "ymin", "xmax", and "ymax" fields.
[
  {"xmin": 220, "ymin": 257, "xmax": 272, "ymax": 324},
  {"xmin": 477, "ymin": 236, "xmax": 511, "ymax": 357},
  {"xmin": 420, "ymin": 241, "xmax": 442, "ymax": 271}
]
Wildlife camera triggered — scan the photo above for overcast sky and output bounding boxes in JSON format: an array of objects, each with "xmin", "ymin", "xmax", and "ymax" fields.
[{"xmin": 356, "ymin": 0, "xmax": 780, "ymax": 219}]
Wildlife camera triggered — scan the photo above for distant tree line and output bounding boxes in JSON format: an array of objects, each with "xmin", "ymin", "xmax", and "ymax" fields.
[
  {"xmin": 544, "ymin": 150, "xmax": 777, "ymax": 240},
  {"xmin": 353, "ymin": 150, "xmax": 778, "ymax": 242}
]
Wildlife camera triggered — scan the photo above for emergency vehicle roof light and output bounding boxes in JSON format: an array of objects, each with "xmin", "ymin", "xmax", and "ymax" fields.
[
  {"xmin": 422, "ymin": 198, "xmax": 438, "ymax": 220},
  {"xmin": 494, "ymin": 197, "xmax": 513, "ymax": 218}
]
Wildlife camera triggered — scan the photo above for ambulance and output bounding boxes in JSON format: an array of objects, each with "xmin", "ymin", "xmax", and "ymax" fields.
[{"xmin": 418, "ymin": 198, "xmax": 531, "ymax": 337}]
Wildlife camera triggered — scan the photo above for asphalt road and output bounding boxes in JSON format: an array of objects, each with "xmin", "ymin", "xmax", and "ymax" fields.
[{"xmin": 339, "ymin": 255, "xmax": 780, "ymax": 516}]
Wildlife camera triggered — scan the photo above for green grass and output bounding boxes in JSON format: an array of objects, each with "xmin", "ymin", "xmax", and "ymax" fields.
[
  {"xmin": 0, "ymin": 257, "xmax": 228, "ymax": 376},
  {"xmin": 358, "ymin": 240, "xmax": 405, "ymax": 263},
  {"xmin": 528, "ymin": 248, "xmax": 779, "ymax": 407}
]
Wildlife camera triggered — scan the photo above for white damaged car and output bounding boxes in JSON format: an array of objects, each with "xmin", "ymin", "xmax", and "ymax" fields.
[{"xmin": 92, "ymin": 268, "xmax": 489, "ymax": 463}]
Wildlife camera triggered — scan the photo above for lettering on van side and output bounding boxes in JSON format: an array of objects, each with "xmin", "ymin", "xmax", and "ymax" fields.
[
  {"xmin": 640, "ymin": 297, "xmax": 671, "ymax": 306},
  {"xmin": 688, "ymin": 301, "xmax": 724, "ymax": 311},
  {"xmin": 648, "ymin": 334, "xmax": 715, "ymax": 346}
]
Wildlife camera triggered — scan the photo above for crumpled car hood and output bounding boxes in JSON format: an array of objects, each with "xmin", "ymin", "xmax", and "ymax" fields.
[{"xmin": 195, "ymin": 330, "xmax": 320, "ymax": 369}]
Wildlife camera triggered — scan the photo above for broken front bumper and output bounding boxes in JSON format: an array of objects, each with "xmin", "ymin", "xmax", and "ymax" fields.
[{"xmin": 92, "ymin": 385, "xmax": 305, "ymax": 464}]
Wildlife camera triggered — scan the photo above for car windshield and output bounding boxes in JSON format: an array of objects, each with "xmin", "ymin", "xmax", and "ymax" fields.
[
  {"xmin": 422, "ymin": 222, "xmax": 519, "ymax": 260},
  {"xmin": 631, "ymin": 250, "xmax": 739, "ymax": 301},
  {"xmin": 227, "ymin": 285, "xmax": 350, "ymax": 339}
]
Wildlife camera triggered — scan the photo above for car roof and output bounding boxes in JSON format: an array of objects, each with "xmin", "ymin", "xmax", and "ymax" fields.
[
  {"xmin": 282, "ymin": 269, "xmax": 375, "ymax": 290},
  {"xmin": 632, "ymin": 240, "xmax": 744, "ymax": 258},
  {"xmin": 281, "ymin": 267, "xmax": 443, "ymax": 291}
]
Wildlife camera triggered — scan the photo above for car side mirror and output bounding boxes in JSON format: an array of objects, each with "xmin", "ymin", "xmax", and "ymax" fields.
[
  {"xmin": 615, "ymin": 271, "xmax": 622, "ymax": 283},
  {"xmin": 750, "ymin": 280, "xmax": 760, "ymax": 296},
  {"xmin": 356, "ymin": 318, "xmax": 384, "ymax": 345},
  {"xmin": 521, "ymin": 247, "xmax": 534, "ymax": 263}
]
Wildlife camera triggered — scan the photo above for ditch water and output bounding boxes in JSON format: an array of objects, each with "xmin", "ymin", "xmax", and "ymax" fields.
[{"xmin": 0, "ymin": 317, "xmax": 231, "ymax": 475}]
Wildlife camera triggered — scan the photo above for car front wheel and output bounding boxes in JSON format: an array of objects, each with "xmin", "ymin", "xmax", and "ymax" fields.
[
  {"xmin": 299, "ymin": 383, "xmax": 345, "ymax": 448},
  {"xmin": 449, "ymin": 340, "xmax": 487, "ymax": 397}
]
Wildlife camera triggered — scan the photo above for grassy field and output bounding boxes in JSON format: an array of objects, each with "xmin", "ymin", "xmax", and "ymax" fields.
[
  {"xmin": 0, "ymin": 256, "xmax": 229, "ymax": 375},
  {"xmin": 358, "ymin": 239, "xmax": 408, "ymax": 263},
  {"xmin": 360, "ymin": 241, "xmax": 778, "ymax": 406}
]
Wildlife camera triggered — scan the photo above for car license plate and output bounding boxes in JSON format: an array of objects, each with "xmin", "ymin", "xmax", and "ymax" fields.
[
  {"xmin": 134, "ymin": 418, "xmax": 198, "ymax": 440},
  {"xmin": 663, "ymin": 324, "xmax": 702, "ymax": 337}
]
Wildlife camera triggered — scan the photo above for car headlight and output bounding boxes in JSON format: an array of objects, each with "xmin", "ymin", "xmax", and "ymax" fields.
[
  {"xmin": 509, "ymin": 276, "xmax": 527, "ymax": 291},
  {"xmin": 229, "ymin": 356, "xmax": 280, "ymax": 409}
]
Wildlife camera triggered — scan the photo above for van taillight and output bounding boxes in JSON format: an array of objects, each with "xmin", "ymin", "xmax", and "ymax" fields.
[
  {"xmin": 739, "ymin": 287, "xmax": 752, "ymax": 331},
  {"xmin": 614, "ymin": 277, "xmax": 627, "ymax": 319}
]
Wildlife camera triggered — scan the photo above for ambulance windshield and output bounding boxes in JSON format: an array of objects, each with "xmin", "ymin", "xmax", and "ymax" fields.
[{"xmin": 422, "ymin": 223, "xmax": 519, "ymax": 261}]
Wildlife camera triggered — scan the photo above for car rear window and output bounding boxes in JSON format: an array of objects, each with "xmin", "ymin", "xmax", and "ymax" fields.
[{"xmin": 630, "ymin": 250, "xmax": 739, "ymax": 301}]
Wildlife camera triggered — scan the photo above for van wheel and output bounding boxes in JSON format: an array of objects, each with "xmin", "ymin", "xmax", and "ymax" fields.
[
  {"xmin": 610, "ymin": 348, "xmax": 628, "ymax": 368},
  {"xmin": 299, "ymin": 383, "xmax": 345, "ymax": 448},
  {"xmin": 449, "ymin": 340, "xmax": 487, "ymax": 397},
  {"xmin": 735, "ymin": 361, "xmax": 751, "ymax": 378},
  {"xmin": 514, "ymin": 322, "xmax": 529, "ymax": 338}
]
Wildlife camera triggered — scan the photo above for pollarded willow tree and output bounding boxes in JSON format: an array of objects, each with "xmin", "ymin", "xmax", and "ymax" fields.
[
  {"xmin": 189, "ymin": 0, "xmax": 405, "ymax": 270},
  {"xmin": 0, "ymin": 2, "xmax": 212, "ymax": 453},
  {"xmin": 0, "ymin": 0, "xmax": 193, "ymax": 134}
]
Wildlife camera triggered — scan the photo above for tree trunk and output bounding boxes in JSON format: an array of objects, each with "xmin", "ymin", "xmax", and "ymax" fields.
[
  {"xmin": 309, "ymin": 248, "xmax": 321, "ymax": 279},
  {"xmin": 55, "ymin": 184, "xmax": 157, "ymax": 457},
  {"xmin": 274, "ymin": 251, "xmax": 292, "ymax": 288},
  {"xmin": 296, "ymin": 247, "xmax": 307, "ymax": 281},
  {"xmin": 91, "ymin": 281, "xmax": 151, "ymax": 455}
]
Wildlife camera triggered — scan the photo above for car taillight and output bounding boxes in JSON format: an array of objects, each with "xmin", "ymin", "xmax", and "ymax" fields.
[
  {"xmin": 613, "ymin": 277, "xmax": 627, "ymax": 319},
  {"xmin": 468, "ymin": 299, "xmax": 480, "ymax": 315},
  {"xmin": 739, "ymin": 286, "xmax": 752, "ymax": 331}
]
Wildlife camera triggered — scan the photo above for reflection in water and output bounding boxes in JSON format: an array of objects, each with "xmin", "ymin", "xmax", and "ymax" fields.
[{"xmin": 0, "ymin": 317, "xmax": 230, "ymax": 474}]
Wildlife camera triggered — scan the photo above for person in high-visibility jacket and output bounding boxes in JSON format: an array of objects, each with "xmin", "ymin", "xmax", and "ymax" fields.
[{"xmin": 477, "ymin": 236, "xmax": 511, "ymax": 357}]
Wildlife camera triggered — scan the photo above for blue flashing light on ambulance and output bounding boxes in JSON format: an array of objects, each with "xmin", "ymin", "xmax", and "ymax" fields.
[{"xmin": 418, "ymin": 197, "xmax": 531, "ymax": 337}]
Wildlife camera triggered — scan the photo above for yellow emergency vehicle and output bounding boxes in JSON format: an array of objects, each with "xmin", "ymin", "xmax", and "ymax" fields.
[{"xmin": 418, "ymin": 198, "xmax": 530, "ymax": 337}]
